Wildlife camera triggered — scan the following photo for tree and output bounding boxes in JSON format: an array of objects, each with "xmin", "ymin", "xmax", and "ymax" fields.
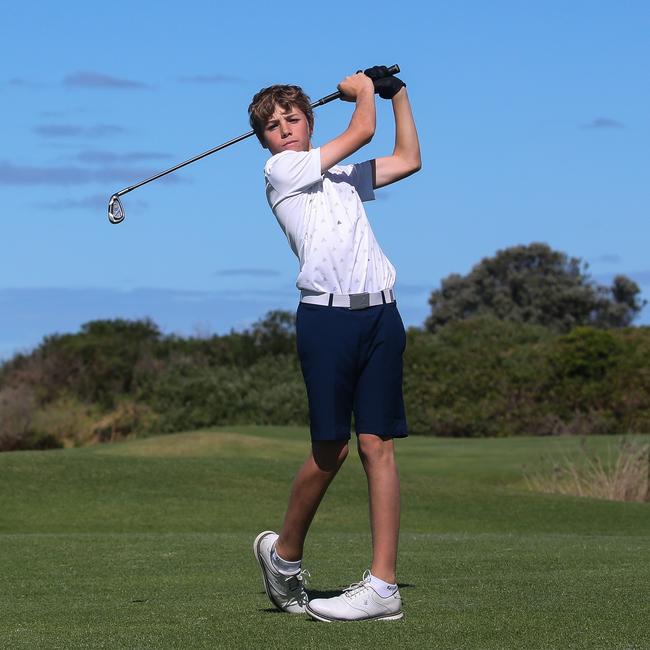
[
  {"xmin": 425, "ymin": 243, "xmax": 646, "ymax": 333},
  {"xmin": 594, "ymin": 275, "xmax": 647, "ymax": 328},
  {"xmin": 247, "ymin": 310, "xmax": 297, "ymax": 356}
]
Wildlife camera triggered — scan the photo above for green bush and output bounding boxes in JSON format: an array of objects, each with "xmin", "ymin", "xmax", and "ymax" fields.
[
  {"xmin": 23, "ymin": 431, "xmax": 64, "ymax": 450},
  {"xmin": 404, "ymin": 316, "xmax": 552, "ymax": 436},
  {"xmin": 145, "ymin": 354, "xmax": 306, "ymax": 433},
  {"xmin": 24, "ymin": 319, "xmax": 161, "ymax": 408},
  {"xmin": 3, "ymin": 312, "xmax": 650, "ymax": 448},
  {"xmin": 404, "ymin": 319, "xmax": 650, "ymax": 436}
]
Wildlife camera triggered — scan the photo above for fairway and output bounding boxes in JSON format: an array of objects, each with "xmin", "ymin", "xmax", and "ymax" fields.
[{"xmin": 1, "ymin": 428, "xmax": 649, "ymax": 649}]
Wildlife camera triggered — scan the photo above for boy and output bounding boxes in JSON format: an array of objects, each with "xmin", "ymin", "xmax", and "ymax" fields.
[{"xmin": 249, "ymin": 67, "xmax": 421, "ymax": 622}]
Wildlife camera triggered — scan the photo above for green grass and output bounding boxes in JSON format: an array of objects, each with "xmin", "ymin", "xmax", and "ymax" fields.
[{"xmin": 1, "ymin": 428, "xmax": 649, "ymax": 649}]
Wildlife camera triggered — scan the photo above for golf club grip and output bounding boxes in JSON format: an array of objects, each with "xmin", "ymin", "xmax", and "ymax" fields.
[{"xmin": 312, "ymin": 64, "xmax": 401, "ymax": 107}]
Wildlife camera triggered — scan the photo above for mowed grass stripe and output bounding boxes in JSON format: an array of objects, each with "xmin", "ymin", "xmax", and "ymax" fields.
[{"xmin": 1, "ymin": 428, "xmax": 649, "ymax": 649}]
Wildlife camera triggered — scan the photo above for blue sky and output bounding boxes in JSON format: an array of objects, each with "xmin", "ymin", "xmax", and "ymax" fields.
[{"xmin": 2, "ymin": 1, "xmax": 649, "ymax": 360}]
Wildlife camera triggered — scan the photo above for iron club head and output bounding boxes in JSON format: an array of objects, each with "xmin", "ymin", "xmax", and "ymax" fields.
[{"xmin": 108, "ymin": 194, "xmax": 125, "ymax": 224}]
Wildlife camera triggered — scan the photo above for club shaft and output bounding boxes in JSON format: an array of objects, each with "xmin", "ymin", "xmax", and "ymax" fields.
[
  {"xmin": 115, "ymin": 130, "xmax": 255, "ymax": 198},
  {"xmin": 114, "ymin": 64, "xmax": 399, "ymax": 199}
]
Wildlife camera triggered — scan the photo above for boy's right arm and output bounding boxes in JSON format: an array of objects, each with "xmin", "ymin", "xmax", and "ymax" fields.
[{"xmin": 319, "ymin": 73, "xmax": 376, "ymax": 173}]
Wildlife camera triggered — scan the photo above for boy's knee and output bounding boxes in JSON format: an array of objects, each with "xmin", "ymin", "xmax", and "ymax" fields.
[
  {"xmin": 312, "ymin": 440, "xmax": 349, "ymax": 472},
  {"xmin": 357, "ymin": 434, "xmax": 394, "ymax": 464}
]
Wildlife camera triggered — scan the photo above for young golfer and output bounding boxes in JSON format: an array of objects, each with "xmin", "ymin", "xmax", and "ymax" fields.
[{"xmin": 249, "ymin": 67, "xmax": 420, "ymax": 622}]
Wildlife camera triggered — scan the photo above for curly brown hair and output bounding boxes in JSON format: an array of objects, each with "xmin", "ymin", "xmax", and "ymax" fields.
[{"xmin": 248, "ymin": 85, "xmax": 314, "ymax": 145}]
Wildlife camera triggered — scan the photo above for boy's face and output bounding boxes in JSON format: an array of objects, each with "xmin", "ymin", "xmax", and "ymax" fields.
[{"xmin": 262, "ymin": 104, "xmax": 312, "ymax": 155}]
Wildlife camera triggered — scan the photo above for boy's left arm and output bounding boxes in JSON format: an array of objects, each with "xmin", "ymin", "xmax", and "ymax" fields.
[{"xmin": 372, "ymin": 87, "xmax": 421, "ymax": 189}]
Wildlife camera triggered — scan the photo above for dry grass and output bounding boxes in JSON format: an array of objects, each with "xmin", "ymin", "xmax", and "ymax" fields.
[
  {"xmin": 98, "ymin": 429, "xmax": 304, "ymax": 459},
  {"xmin": 524, "ymin": 437, "xmax": 650, "ymax": 503}
]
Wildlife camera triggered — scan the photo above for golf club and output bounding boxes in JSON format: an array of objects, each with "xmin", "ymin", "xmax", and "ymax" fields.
[{"xmin": 108, "ymin": 64, "xmax": 400, "ymax": 224}]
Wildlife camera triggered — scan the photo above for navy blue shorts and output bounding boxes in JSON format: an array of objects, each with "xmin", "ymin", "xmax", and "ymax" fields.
[{"xmin": 296, "ymin": 300, "xmax": 409, "ymax": 442}]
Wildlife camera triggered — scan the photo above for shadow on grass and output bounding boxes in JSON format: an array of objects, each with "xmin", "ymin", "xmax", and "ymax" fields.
[{"xmin": 260, "ymin": 607, "xmax": 286, "ymax": 614}]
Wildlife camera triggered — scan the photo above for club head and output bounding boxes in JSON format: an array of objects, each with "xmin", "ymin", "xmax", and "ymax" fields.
[{"xmin": 108, "ymin": 194, "xmax": 125, "ymax": 224}]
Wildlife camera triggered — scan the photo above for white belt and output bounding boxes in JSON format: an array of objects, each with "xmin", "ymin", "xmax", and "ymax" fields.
[{"xmin": 300, "ymin": 288, "xmax": 396, "ymax": 310}]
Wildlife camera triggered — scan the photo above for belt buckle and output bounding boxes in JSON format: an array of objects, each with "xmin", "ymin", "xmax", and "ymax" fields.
[{"xmin": 349, "ymin": 292, "xmax": 370, "ymax": 310}]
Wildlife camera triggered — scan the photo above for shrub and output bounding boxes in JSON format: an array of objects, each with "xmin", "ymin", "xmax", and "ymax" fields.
[
  {"xmin": 0, "ymin": 385, "xmax": 63, "ymax": 451},
  {"xmin": 32, "ymin": 397, "xmax": 101, "ymax": 447},
  {"xmin": 404, "ymin": 317, "xmax": 552, "ymax": 436},
  {"xmin": 33, "ymin": 318, "xmax": 161, "ymax": 408},
  {"xmin": 146, "ymin": 353, "xmax": 306, "ymax": 433},
  {"xmin": 90, "ymin": 400, "xmax": 160, "ymax": 443},
  {"xmin": 524, "ymin": 438, "xmax": 650, "ymax": 502},
  {"xmin": 0, "ymin": 385, "xmax": 36, "ymax": 451}
]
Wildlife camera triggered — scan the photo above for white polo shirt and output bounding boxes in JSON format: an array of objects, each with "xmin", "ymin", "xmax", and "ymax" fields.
[{"xmin": 264, "ymin": 147, "xmax": 396, "ymax": 295}]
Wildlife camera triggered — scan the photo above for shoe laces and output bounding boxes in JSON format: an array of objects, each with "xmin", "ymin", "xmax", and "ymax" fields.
[
  {"xmin": 285, "ymin": 569, "xmax": 310, "ymax": 605},
  {"xmin": 342, "ymin": 570, "xmax": 372, "ymax": 599}
]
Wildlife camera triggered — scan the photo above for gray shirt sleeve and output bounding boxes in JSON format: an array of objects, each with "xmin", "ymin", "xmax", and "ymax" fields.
[{"xmin": 340, "ymin": 160, "xmax": 376, "ymax": 203}]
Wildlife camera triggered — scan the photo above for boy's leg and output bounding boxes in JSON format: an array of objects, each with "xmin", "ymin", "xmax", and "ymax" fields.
[
  {"xmin": 275, "ymin": 440, "xmax": 349, "ymax": 561},
  {"xmin": 357, "ymin": 433, "xmax": 400, "ymax": 584},
  {"xmin": 256, "ymin": 302, "xmax": 357, "ymax": 614},
  {"xmin": 253, "ymin": 440, "xmax": 348, "ymax": 614},
  {"xmin": 305, "ymin": 432, "xmax": 403, "ymax": 623}
]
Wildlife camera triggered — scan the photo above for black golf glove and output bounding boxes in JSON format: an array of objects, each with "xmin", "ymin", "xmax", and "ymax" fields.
[
  {"xmin": 363, "ymin": 65, "xmax": 391, "ymax": 81},
  {"xmin": 373, "ymin": 76, "xmax": 406, "ymax": 99}
]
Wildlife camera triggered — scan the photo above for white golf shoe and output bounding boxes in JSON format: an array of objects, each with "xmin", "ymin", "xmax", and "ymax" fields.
[
  {"xmin": 306, "ymin": 570, "xmax": 404, "ymax": 622},
  {"xmin": 253, "ymin": 530, "xmax": 309, "ymax": 614}
]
